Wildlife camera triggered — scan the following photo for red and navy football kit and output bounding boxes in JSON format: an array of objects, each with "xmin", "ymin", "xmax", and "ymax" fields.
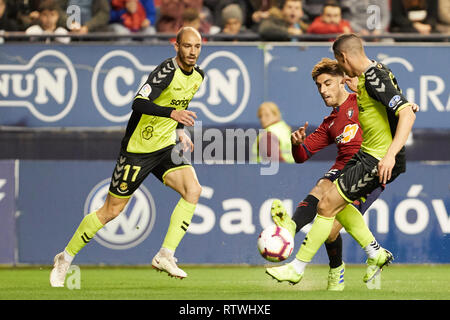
[{"xmin": 291, "ymin": 93, "xmax": 383, "ymax": 213}]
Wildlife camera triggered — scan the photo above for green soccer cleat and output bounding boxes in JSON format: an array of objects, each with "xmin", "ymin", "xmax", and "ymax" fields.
[
  {"xmin": 363, "ymin": 248, "xmax": 394, "ymax": 283},
  {"xmin": 327, "ymin": 262, "xmax": 345, "ymax": 291},
  {"xmin": 266, "ymin": 263, "xmax": 303, "ymax": 285},
  {"xmin": 271, "ymin": 199, "xmax": 296, "ymax": 238}
]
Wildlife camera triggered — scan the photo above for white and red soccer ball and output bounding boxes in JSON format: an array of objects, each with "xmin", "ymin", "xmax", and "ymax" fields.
[{"xmin": 257, "ymin": 225, "xmax": 294, "ymax": 262}]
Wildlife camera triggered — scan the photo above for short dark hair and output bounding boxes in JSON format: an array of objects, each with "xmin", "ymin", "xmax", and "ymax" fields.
[
  {"xmin": 311, "ymin": 57, "xmax": 344, "ymax": 80},
  {"xmin": 332, "ymin": 33, "xmax": 363, "ymax": 57},
  {"xmin": 281, "ymin": 0, "xmax": 302, "ymax": 8},
  {"xmin": 38, "ymin": 0, "xmax": 61, "ymax": 12},
  {"xmin": 322, "ymin": 0, "xmax": 341, "ymax": 13}
]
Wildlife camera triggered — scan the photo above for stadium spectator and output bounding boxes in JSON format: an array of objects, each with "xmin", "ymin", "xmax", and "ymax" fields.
[
  {"xmin": 252, "ymin": 101, "xmax": 295, "ymax": 163},
  {"xmin": 109, "ymin": 0, "xmax": 156, "ymax": 37},
  {"xmin": 301, "ymin": 0, "xmax": 350, "ymax": 23},
  {"xmin": 258, "ymin": 0, "xmax": 308, "ymax": 41},
  {"xmin": 10, "ymin": 0, "xmax": 42, "ymax": 30},
  {"xmin": 182, "ymin": 7, "xmax": 202, "ymax": 30},
  {"xmin": 219, "ymin": 3, "xmax": 254, "ymax": 40},
  {"xmin": 436, "ymin": 0, "xmax": 450, "ymax": 34},
  {"xmin": 340, "ymin": 0, "xmax": 390, "ymax": 36},
  {"xmin": 63, "ymin": 0, "xmax": 110, "ymax": 34},
  {"xmin": 156, "ymin": 0, "xmax": 211, "ymax": 34},
  {"xmin": 0, "ymin": 0, "xmax": 19, "ymax": 32},
  {"xmin": 306, "ymin": 1, "xmax": 352, "ymax": 37},
  {"xmin": 390, "ymin": 0, "xmax": 438, "ymax": 34},
  {"xmin": 25, "ymin": 0, "xmax": 70, "ymax": 43},
  {"xmin": 250, "ymin": 0, "xmax": 277, "ymax": 29},
  {"xmin": 209, "ymin": 0, "xmax": 252, "ymax": 31}
]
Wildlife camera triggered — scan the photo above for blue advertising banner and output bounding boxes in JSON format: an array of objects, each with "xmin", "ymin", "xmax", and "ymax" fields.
[
  {"xmin": 0, "ymin": 160, "xmax": 16, "ymax": 264},
  {"xmin": 16, "ymin": 161, "xmax": 450, "ymax": 265},
  {"xmin": 0, "ymin": 44, "xmax": 448, "ymax": 128}
]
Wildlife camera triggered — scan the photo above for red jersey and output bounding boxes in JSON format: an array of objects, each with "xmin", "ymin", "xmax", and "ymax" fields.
[
  {"xmin": 306, "ymin": 16, "xmax": 352, "ymax": 36},
  {"xmin": 292, "ymin": 93, "xmax": 362, "ymax": 171}
]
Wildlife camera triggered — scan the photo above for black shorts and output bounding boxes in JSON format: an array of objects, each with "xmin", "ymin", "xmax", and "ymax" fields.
[
  {"xmin": 321, "ymin": 168, "xmax": 341, "ymax": 182},
  {"xmin": 320, "ymin": 167, "xmax": 384, "ymax": 214},
  {"xmin": 108, "ymin": 145, "xmax": 191, "ymax": 198},
  {"xmin": 335, "ymin": 150, "xmax": 402, "ymax": 202}
]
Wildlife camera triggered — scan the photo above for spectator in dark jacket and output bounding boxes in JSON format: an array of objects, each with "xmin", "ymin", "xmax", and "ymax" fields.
[
  {"xmin": 390, "ymin": 0, "xmax": 438, "ymax": 34},
  {"xmin": 0, "ymin": 0, "xmax": 19, "ymax": 32}
]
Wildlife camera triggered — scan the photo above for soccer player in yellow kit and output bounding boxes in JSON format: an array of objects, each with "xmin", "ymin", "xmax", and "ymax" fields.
[
  {"xmin": 50, "ymin": 27, "xmax": 204, "ymax": 287},
  {"xmin": 267, "ymin": 33, "xmax": 416, "ymax": 285}
]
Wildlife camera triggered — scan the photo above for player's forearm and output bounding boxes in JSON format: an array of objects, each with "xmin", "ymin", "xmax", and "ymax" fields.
[
  {"xmin": 292, "ymin": 144, "xmax": 310, "ymax": 163},
  {"xmin": 386, "ymin": 106, "xmax": 416, "ymax": 157},
  {"xmin": 132, "ymin": 98, "xmax": 175, "ymax": 117}
]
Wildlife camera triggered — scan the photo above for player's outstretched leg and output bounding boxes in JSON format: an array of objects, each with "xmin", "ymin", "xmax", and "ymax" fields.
[
  {"xmin": 151, "ymin": 197, "xmax": 197, "ymax": 279},
  {"xmin": 336, "ymin": 203, "xmax": 394, "ymax": 282},
  {"xmin": 270, "ymin": 199, "xmax": 296, "ymax": 237},
  {"xmin": 152, "ymin": 166, "xmax": 201, "ymax": 279},
  {"xmin": 50, "ymin": 194, "xmax": 127, "ymax": 287}
]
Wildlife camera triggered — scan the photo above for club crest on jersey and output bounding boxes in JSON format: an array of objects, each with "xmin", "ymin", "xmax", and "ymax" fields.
[{"xmin": 347, "ymin": 108, "xmax": 354, "ymax": 119}]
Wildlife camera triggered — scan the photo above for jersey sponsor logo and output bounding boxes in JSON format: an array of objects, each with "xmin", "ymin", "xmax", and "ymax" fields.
[
  {"xmin": 0, "ymin": 50, "xmax": 78, "ymax": 122},
  {"xmin": 335, "ymin": 124, "xmax": 359, "ymax": 144},
  {"xmin": 190, "ymin": 51, "xmax": 250, "ymax": 123},
  {"xmin": 170, "ymin": 98, "xmax": 190, "ymax": 107},
  {"xmin": 84, "ymin": 178, "xmax": 156, "ymax": 250}
]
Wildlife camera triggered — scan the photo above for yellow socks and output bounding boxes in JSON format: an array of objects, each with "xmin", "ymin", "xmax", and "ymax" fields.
[
  {"xmin": 65, "ymin": 211, "xmax": 104, "ymax": 257},
  {"xmin": 162, "ymin": 198, "xmax": 196, "ymax": 251},
  {"xmin": 296, "ymin": 214, "xmax": 335, "ymax": 263},
  {"xmin": 336, "ymin": 204, "xmax": 375, "ymax": 248}
]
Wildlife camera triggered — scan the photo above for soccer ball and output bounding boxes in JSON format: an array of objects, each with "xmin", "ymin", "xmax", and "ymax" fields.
[{"xmin": 257, "ymin": 225, "xmax": 294, "ymax": 262}]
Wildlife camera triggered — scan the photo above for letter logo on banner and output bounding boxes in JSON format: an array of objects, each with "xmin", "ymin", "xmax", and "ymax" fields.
[
  {"xmin": 84, "ymin": 178, "xmax": 156, "ymax": 249},
  {"xmin": 92, "ymin": 50, "xmax": 155, "ymax": 122},
  {"xmin": 0, "ymin": 50, "xmax": 77, "ymax": 122},
  {"xmin": 191, "ymin": 51, "xmax": 250, "ymax": 123},
  {"xmin": 92, "ymin": 50, "xmax": 250, "ymax": 124}
]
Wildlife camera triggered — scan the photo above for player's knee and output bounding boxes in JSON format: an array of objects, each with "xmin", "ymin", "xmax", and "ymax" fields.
[
  {"xmin": 183, "ymin": 182, "xmax": 202, "ymax": 204},
  {"xmin": 100, "ymin": 199, "xmax": 127, "ymax": 222},
  {"xmin": 317, "ymin": 197, "xmax": 334, "ymax": 218}
]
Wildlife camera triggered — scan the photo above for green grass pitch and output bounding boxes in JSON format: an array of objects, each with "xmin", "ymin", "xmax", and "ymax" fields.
[{"xmin": 0, "ymin": 264, "xmax": 449, "ymax": 300}]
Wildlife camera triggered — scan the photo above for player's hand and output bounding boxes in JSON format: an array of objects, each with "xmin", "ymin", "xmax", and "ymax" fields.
[
  {"xmin": 377, "ymin": 153, "xmax": 396, "ymax": 184},
  {"xmin": 177, "ymin": 130, "xmax": 194, "ymax": 152},
  {"xmin": 291, "ymin": 122, "xmax": 308, "ymax": 145},
  {"xmin": 344, "ymin": 76, "xmax": 358, "ymax": 93},
  {"xmin": 171, "ymin": 110, "xmax": 197, "ymax": 127}
]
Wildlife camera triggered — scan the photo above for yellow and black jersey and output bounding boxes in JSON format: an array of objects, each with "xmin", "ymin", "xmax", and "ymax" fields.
[
  {"xmin": 357, "ymin": 61, "xmax": 412, "ymax": 172},
  {"xmin": 121, "ymin": 57, "xmax": 204, "ymax": 154}
]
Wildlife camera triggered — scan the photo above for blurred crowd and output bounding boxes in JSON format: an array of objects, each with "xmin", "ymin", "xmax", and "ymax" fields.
[{"xmin": 0, "ymin": 0, "xmax": 449, "ymax": 43}]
